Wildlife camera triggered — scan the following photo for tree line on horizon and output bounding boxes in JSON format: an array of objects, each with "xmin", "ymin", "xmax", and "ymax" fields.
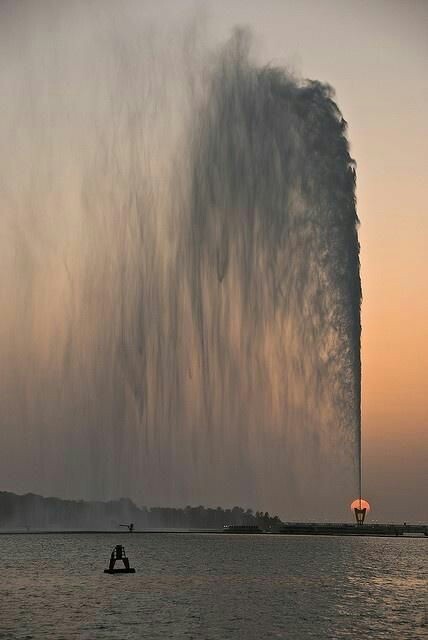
[{"xmin": 0, "ymin": 491, "xmax": 283, "ymax": 530}]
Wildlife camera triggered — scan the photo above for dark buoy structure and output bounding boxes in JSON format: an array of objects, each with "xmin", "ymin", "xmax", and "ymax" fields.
[
  {"xmin": 104, "ymin": 545, "xmax": 136, "ymax": 574},
  {"xmin": 351, "ymin": 498, "xmax": 371, "ymax": 525}
]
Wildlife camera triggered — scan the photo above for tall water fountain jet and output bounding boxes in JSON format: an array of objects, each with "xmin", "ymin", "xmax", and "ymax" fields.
[
  {"xmin": 182, "ymin": 30, "xmax": 362, "ymax": 513},
  {"xmin": 0, "ymin": 7, "xmax": 361, "ymax": 519}
]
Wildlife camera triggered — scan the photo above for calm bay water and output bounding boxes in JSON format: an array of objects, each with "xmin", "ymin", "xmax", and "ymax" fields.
[{"xmin": 1, "ymin": 533, "xmax": 426, "ymax": 639}]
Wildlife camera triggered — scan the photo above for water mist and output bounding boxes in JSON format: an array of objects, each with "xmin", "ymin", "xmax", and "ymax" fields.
[{"xmin": 0, "ymin": 4, "xmax": 361, "ymax": 520}]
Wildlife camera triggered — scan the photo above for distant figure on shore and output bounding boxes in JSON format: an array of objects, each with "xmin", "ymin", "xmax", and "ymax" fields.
[{"xmin": 119, "ymin": 523, "xmax": 134, "ymax": 532}]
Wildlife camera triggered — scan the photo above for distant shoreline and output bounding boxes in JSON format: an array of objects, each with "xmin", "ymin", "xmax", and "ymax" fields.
[
  {"xmin": 1, "ymin": 524, "xmax": 427, "ymax": 538},
  {"xmin": 2, "ymin": 492, "xmax": 426, "ymax": 535}
]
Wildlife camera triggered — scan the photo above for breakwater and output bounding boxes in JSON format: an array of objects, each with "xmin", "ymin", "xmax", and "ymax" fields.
[
  {"xmin": 278, "ymin": 523, "xmax": 428, "ymax": 537},
  {"xmin": 1, "ymin": 524, "xmax": 427, "ymax": 538}
]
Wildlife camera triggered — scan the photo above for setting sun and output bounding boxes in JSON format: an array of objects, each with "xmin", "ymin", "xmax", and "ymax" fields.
[{"xmin": 351, "ymin": 499, "xmax": 371, "ymax": 512}]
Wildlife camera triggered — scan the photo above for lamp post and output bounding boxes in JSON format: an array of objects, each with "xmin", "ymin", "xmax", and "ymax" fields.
[{"xmin": 350, "ymin": 498, "xmax": 370, "ymax": 525}]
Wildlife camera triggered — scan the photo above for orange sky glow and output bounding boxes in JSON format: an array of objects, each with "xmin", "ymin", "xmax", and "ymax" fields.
[{"xmin": 1, "ymin": 0, "xmax": 427, "ymax": 522}]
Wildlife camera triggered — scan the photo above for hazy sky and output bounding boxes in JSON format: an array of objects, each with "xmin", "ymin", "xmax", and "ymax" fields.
[
  {"xmin": 1, "ymin": 0, "xmax": 427, "ymax": 522},
  {"xmin": 211, "ymin": 0, "xmax": 428, "ymax": 521}
]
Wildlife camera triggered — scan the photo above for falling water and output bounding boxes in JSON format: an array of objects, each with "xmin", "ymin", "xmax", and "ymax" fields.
[{"xmin": 0, "ymin": 4, "xmax": 361, "ymax": 519}]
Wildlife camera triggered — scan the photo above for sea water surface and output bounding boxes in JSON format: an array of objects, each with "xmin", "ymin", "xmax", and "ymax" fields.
[{"xmin": 1, "ymin": 533, "xmax": 426, "ymax": 639}]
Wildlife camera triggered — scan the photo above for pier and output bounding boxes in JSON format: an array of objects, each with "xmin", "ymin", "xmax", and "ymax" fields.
[
  {"xmin": 1, "ymin": 523, "xmax": 427, "ymax": 537},
  {"xmin": 278, "ymin": 523, "xmax": 428, "ymax": 537}
]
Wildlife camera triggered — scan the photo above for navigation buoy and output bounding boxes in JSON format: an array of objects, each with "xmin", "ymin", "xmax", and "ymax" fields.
[{"xmin": 104, "ymin": 544, "xmax": 136, "ymax": 574}]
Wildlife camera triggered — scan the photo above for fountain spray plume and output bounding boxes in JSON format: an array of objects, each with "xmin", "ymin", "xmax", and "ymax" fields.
[
  {"xmin": 0, "ymin": 6, "xmax": 361, "ymax": 518},
  {"xmin": 185, "ymin": 29, "xmax": 362, "ymax": 510}
]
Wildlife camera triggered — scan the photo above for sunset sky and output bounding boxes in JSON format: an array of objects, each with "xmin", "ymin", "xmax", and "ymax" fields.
[
  {"xmin": 214, "ymin": 0, "xmax": 428, "ymax": 520},
  {"xmin": 1, "ymin": 0, "xmax": 427, "ymax": 522},
  {"xmin": 134, "ymin": 0, "xmax": 428, "ymax": 520}
]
